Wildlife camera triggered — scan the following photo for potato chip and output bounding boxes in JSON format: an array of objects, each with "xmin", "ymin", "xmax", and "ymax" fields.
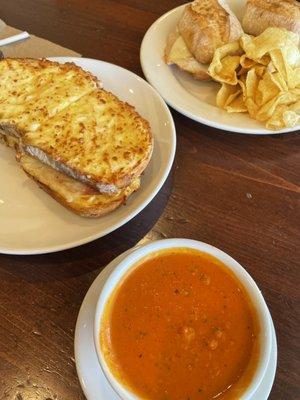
[
  {"xmin": 282, "ymin": 111, "xmax": 299, "ymax": 127},
  {"xmin": 240, "ymin": 28, "xmax": 299, "ymax": 61},
  {"xmin": 238, "ymin": 77, "xmax": 246, "ymax": 96},
  {"xmin": 281, "ymin": 38, "xmax": 300, "ymax": 69},
  {"xmin": 216, "ymin": 83, "xmax": 247, "ymax": 113},
  {"xmin": 269, "ymin": 49, "xmax": 287, "ymax": 81},
  {"xmin": 245, "ymin": 98, "xmax": 259, "ymax": 119},
  {"xmin": 266, "ymin": 105, "xmax": 300, "ymax": 130},
  {"xmin": 270, "ymin": 71, "xmax": 288, "ymax": 92},
  {"xmin": 256, "ymin": 92, "xmax": 297, "ymax": 121},
  {"xmin": 253, "ymin": 65, "xmax": 266, "ymax": 78},
  {"xmin": 241, "ymin": 70, "xmax": 260, "ymax": 117},
  {"xmin": 237, "ymin": 67, "xmax": 247, "ymax": 77},
  {"xmin": 240, "ymin": 35, "xmax": 271, "ymax": 65},
  {"xmin": 225, "ymin": 94, "xmax": 248, "ymax": 113},
  {"xmin": 208, "ymin": 41, "xmax": 243, "ymax": 85},
  {"xmin": 270, "ymin": 49, "xmax": 300, "ymax": 89},
  {"xmin": 267, "ymin": 62, "xmax": 276, "ymax": 74},
  {"xmin": 290, "ymin": 87, "xmax": 300, "ymax": 101},
  {"xmin": 240, "ymin": 55, "xmax": 256, "ymax": 70},
  {"xmin": 216, "ymin": 83, "xmax": 240, "ymax": 108},
  {"xmin": 209, "ymin": 27, "xmax": 300, "ymax": 130},
  {"xmin": 256, "ymin": 72, "xmax": 281, "ymax": 106},
  {"xmin": 245, "ymin": 69, "xmax": 259, "ymax": 99},
  {"xmin": 219, "ymin": 55, "xmax": 241, "ymax": 84}
]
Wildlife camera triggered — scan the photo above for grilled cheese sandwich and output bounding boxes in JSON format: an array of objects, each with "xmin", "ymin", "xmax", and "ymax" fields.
[{"xmin": 0, "ymin": 58, "xmax": 153, "ymax": 217}]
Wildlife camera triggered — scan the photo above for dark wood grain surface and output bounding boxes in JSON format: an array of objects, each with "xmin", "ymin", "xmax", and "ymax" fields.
[{"xmin": 0, "ymin": 1, "xmax": 299, "ymax": 399}]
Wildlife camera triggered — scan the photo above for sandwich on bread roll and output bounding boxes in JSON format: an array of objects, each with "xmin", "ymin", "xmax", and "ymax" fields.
[
  {"xmin": 242, "ymin": 0, "xmax": 300, "ymax": 36},
  {"xmin": 165, "ymin": 0, "xmax": 244, "ymax": 80}
]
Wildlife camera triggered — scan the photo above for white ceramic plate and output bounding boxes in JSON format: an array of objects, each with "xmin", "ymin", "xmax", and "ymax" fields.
[
  {"xmin": 140, "ymin": 1, "xmax": 299, "ymax": 135},
  {"xmin": 75, "ymin": 247, "xmax": 277, "ymax": 400},
  {"xmin": 0, "ymin": 57, "xmax": 176, "ymax": 255}
]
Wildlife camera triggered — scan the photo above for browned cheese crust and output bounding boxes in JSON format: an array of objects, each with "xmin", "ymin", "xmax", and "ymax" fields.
[
  {"xmin": 22, "ymin": 89, "xmax": 153, "ymax": 192},
  {"xmin": 1, "ymin": 57, "xmax": 100, "ymax": 92}
]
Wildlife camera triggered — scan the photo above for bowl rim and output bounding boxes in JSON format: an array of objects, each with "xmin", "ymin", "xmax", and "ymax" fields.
[{"xmin": 93, "ymin": 238, "xmax": 273, "ymax": 400}]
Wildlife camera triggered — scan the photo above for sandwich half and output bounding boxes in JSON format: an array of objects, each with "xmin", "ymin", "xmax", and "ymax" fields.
[
  {"xmin": 0, "ymin": 58, "xmax": 153, "ymax": 216},
  {"xmin": 165, "ymin": 0, "xmax": 243, "ymax": 80},
  {"xmin": 0, "ymin": 59, "xmax": 153, "ymax": 193}
]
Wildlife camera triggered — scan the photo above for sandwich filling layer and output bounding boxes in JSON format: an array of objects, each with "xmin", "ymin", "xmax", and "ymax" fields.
[{"xmin": 20, "ymin": 155, "xmax": 140, "ymax": 217}]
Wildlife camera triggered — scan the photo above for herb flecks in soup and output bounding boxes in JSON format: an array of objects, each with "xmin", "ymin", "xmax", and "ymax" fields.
[{"xmin": 100, "ymin": 249, "xmax": 259, "ymax": 400}]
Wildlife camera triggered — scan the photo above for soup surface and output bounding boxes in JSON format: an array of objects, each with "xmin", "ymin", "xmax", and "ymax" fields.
[{"xmin": 100, "ymin": 248, "xmax": 259, "ymax": 400}]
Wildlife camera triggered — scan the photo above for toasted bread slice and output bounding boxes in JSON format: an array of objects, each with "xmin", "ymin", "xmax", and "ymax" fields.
[
  {"xmin": 0, "ymin": 58, "xmax": 99, "ymax": 134},
  {"xmin": 165, "ymin": 29, "xmax": 211, "ymax": 80},
  {"xmin": 178, "ymin": 0, "xmax": 243, "ymax": 64},
  {"xmin": 20, "ymin": 154, "xmax": 140, "ymax": 217},
  {"xmin": 23, "ymin": 89, "xmax": 153, "ymax": 194},
  {"xmin": 242, "ymin": 0, "xmax": 300, "ymax": 36}
]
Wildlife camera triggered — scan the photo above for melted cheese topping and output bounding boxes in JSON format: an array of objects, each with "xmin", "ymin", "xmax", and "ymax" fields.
[
  {"xmin": 0, "ymin": 58, "xmax": 153, "ymax": 194},
  {"xmin": 0, "ymin": 58, "xmax": 98, "ymax": 132}
]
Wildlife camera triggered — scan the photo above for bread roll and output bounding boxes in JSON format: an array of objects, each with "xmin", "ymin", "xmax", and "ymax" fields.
[
  {"xmin": 178, "ymin": 0, "xmax": 244, "ymax": 64},
  {"xmin": 242, "ymin": 0, "xmax": 300, "ymax": 36}
]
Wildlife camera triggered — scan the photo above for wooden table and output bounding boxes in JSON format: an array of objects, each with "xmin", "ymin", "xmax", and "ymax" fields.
[{"xmin": 0, "ymin": 1, "xmax": 299, "ymax": 399}]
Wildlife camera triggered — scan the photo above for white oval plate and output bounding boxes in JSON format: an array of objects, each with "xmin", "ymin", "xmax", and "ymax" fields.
[
  {"xmin": 0, "ymin": 57, "xmax": 176, "ymax": 255},
  {"xmin": 75, "ymin": 246, "xmax": 277, "ymax": 400},
  {"xmin": 140, "ymin": 1, "xmax": 299, "ymax": 135}
]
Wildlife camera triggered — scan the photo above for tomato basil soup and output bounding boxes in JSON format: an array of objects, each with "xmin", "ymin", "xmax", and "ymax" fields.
[{"xmin": 100, "ymin": 249, "xmax": 260, "ymax": 400}]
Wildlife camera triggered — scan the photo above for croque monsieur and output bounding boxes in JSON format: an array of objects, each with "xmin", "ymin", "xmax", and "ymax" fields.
[{"xmin": 0, "ymin": 58, "xmax": 153, "ymax": 217}]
